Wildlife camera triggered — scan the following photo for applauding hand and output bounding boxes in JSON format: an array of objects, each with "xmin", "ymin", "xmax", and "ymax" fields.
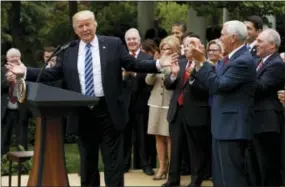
[
  {"xmin": 170, "ymin": 61, "xmax": 180, "ymax": 76},
  {"xmin": 159, "ymin": 53, "xmax": 179, "ymax": 67},
  {"xmin": 278, "ymin": 90, "xmax": 285, "ymax": 105},
  {"xmin": 5, "ymin": 60, "xmax": 26, "ymax": 77}
]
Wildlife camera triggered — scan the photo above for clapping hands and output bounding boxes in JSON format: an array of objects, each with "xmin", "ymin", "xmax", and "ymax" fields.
[{"xmin": 5, "ymin": 59, "xmax": 26, "ymax": 77}]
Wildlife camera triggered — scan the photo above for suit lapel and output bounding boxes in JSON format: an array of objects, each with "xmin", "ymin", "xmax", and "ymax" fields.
[
  {"xmin": 221, "ymin": 45, "xmax": 247, "ymax": 75},
  {"xmin": 98, "ymin": 36, "xmax": 108, "ymax": 84},
  {"xmin": 137, "ymin": 51, "xmax": 143, "ymax": 59},
  {"xmin": 69, "ymin": 42, "xmax": 81, "ymax": 92},
  {"xmin": 180, "ymin": 60, "xmax": 188, "ymax": 89},
  {"xmin": 257, "ymin": 52, "xmax": 278, "ymax": 76}
]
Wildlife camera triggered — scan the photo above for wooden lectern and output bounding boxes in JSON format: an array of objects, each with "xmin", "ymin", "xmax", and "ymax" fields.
[{"xmin": 23, "ymin": 82, "xmax": 98, "ymax": 187}]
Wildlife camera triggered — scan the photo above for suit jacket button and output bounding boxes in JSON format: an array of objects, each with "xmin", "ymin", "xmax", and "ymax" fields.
[{"xmin": 160, "ymin": 93, "xmax": 163, "ymax": 95}]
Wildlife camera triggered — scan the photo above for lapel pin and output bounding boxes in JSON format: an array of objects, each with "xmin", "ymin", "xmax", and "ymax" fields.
[{"xmin": 103, "ymin": 46, "xmax": 106, "ymax": 49}]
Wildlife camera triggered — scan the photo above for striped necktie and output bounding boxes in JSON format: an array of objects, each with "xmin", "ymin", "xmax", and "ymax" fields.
[{"xmin": 85, "ymin": 43, "xmax": 95, "ymax": 96}]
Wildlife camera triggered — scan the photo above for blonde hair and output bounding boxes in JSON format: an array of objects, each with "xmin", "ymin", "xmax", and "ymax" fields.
[
  {"xmin": 72, "ymin": 10, "xmax": 96, "ymax": 28},
  {"xmin": 159, "ymin": 36, "xmax": 181, "ymax": 55},
  {"xmin": 207, "ymin": 39, "xmax": 222, "ymax": 52}
]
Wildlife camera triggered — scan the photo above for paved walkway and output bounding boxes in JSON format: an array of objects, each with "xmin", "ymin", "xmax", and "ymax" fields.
[{"xmin": 2, "ymin": 170, "xmax": 213, "ymax": 186}]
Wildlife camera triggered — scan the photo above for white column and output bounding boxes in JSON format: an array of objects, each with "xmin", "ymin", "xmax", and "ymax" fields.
[
  {"xmin": 187, "ymin": 8, "xmax": 206, "ymax": 44},
  {"xmin": 137, "ymin": 2, "xmax": 155, "ymax": 38},
  {"xmin": 222, "ymin": 8, "xmax": 229, "ymax": 23},
  {"xmin": 264, "ymin": 15, "xmax": 276, "ymax": 29}
]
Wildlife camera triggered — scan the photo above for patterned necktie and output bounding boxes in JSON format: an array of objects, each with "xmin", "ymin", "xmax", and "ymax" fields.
[
  {"xmin": 9, "ymin": 82, "xmax": 17, "ymax": 104},
  {"xmin": 85, "ymin": 43, "xmax": 95, "ymax": 97},
  {"xmin": 223, "ymin": 56, "xmax": 229, "ymax": 64},
  {"xmin": 177, "ymin": 62, "xmax": 191, "ymax": 106},
  {"xmin": 256, "ymin": 59, "xmax": 264, "ymax": 71}
]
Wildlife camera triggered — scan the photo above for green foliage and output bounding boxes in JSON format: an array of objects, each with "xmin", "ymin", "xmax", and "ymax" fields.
[
  {"xmin": 1, "ymin": 145, "xmax": 32, "ymax": 176},
  {"xmin": 156, "ymin": 2, "xmax": 188, "ymax": 33},
  {"xmin": 95, "ymin": 2, "xmax": 137, "ymax": 38},
  {"xmin": 189, "ymin": 1, "xmax": 285, "ymax": 25}
]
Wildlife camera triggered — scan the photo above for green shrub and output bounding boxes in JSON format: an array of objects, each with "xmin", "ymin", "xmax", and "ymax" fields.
[{"xmin": 1, "ymin": 145, "xmax": 32, "ymax": 176}]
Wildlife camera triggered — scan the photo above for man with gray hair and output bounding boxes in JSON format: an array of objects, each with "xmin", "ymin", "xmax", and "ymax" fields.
[
  {"xmin": 1, "ymin": 48, "xmax": 29, "ymax": 155},
  {"xmin": 123, "ymin": 28, "xmax": 156, "ymax": 175},
  {"xmin": 188, "ymin": 20, "xmax": 256, "ymax": 186},
  {"xmin": 250, "ymin": 28, "xmax": 285, "ymax": 186}
]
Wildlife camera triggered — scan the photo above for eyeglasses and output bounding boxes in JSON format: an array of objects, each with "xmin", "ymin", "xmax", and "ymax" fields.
[{"xmin": 207, "ymin": 49, "xmax": 220, "ymax": 52}]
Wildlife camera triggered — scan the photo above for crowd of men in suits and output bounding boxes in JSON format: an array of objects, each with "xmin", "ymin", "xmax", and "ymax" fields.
[{"xmin": 2, "ymin": 10, "xmax": 285, "ymax": 187}]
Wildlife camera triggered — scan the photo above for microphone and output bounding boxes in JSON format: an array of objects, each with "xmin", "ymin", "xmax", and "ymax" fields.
[
  {"xmin": 36, "ymin": 40, "xmax": 77, "ymax": 83},
  {"xmin": 53, "ymin": 40, "xmax": 77, "ymax": 57}
]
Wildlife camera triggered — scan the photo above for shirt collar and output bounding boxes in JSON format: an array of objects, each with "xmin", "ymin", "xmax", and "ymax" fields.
[
  {"xmin": 129, "ymin": 48, "xmax": 140, "ymax": 57},
  {"xmin": 228, "ymin": 44, "xmax": 245, "ymax": 59},
  {"xmin": 262, "ymin": 53, "xmax": 273, "ymax": 64},
  {"xmin": 249, "ymin": 40, "xmax": 257, "ymax": 50},
  {"xmin": 79, "ymin": 35, "xmax": 98, "ymax": 54}
]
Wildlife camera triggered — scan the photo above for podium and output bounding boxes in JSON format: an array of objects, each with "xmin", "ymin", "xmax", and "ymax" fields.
[{"xmin": 24, "ymin": 82, "xmax": 99, "ymax": 187}]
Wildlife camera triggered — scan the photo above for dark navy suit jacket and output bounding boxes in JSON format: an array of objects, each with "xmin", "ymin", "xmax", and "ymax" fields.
[
  {"xmin": 253, "ymin": 52, "xmax": 285, "ymax": 134},
  {"xmin": 193, "ymin": 45, "xmax": 256, "ymax": 140},
  {"xmin": 25, "ymin": 36, "xmax": 158, "ymax": 132}
]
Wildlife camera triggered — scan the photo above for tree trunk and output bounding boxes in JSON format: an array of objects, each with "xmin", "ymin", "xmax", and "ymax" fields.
[{"xmin": 69, "ymin": 1, "xmax": 78, "ymax": 40}]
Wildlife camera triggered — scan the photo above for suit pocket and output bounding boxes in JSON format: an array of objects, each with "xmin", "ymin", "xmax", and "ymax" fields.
[
  {"xmin": 221, "ymin": 111, "xmax": 238, "ymax": 128},
  {"xmin": 221, "ymin": 107, "xmax": 238, "ymax": 113}
]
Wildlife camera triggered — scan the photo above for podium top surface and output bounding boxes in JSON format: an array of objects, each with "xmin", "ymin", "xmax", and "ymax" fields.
[{"xmin": 26, "ymin": 82, "xmax": 99, "ymax": 107}]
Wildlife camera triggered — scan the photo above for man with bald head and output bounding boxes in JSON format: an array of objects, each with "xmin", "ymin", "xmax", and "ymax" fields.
[
  {"xmin": 251, "ymin": 28, "xmax": 285, "ymax": 186},
  {"xmin": 5, "ymin": 10, "xmax": 177, "ymax": 187},
  {"xmin": 123, "ymin": 28, "xmax": 156, "ymax": 175}
]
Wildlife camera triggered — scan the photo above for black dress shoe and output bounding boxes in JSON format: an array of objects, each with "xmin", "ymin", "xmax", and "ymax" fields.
[
  {"xmin": 142, "ymin": 166, "xmax": 154, "ymax": 175},
  {"xmin": 161, "ymin": 181, "xmax": 180, "ymax": 187}
]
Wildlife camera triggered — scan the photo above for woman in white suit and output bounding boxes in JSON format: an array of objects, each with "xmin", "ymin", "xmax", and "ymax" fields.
[{"xmin": 145, "ymin": 36, "xmax": 181, "ymax": 180}]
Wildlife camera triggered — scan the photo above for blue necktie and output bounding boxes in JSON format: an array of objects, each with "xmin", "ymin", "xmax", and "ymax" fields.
[{"xmin": 85, "ymin": 43, "xmax": 95, "ymax": 96}]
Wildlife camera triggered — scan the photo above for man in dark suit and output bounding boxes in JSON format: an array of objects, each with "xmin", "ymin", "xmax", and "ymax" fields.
[
  {"xmin": 123, "ymin": 28, "xmax": 156, "ymax": 175},
  {"xmin": 162, "ymin": 36, "xmax": 211, "ymax": 187},
  {"xmin": 190, "ymin": 20, "xmax": 256, "ymax": 187},
  {"xmin": 1, "ymin": 48, "xmax": 29, "ymax": 156},
  {"xmin": 5, "ymin": 10, "xmax": 177, "ymax": 187},
  {"xmin": 252, "ymin": 29, "xmax": 285, "ymax": 186},
  {"xmin": 243, "ymin": 15, "xmax": 264, "ymax": 186},
  {"xmin": 244, "ymin": 15, "xmax": 263, "ymax": 59}
]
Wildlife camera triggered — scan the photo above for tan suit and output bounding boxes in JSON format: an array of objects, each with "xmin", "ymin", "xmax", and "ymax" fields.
[{"xmin": 145, "ymin": 72, "xmax": 172, "ymax": 136}]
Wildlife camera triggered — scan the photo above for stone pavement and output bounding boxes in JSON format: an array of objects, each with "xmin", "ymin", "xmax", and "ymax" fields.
[{"xmin": 1, "ymin": 170, "xmax": 213, "ymax": 186}]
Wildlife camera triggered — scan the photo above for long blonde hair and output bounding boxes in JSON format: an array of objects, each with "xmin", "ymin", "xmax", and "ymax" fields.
[{"xmin": 159, "ymin": 35, "xmax": 181, "ymax": 55}]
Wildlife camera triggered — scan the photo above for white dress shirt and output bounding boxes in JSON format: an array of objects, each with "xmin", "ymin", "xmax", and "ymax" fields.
[
  {"xmin": 77, "ymin": 36, "xmax": 104, "ymax": 97},
  {"xmin": 129, "ymin": 49, "xmax": 140, "ymax": 58}
]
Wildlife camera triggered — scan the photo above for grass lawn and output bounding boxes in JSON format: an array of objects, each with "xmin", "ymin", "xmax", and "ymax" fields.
[
  {"xmin": 64, "ymin": 143, "xmax": 105, "ymax": 173},
  {"xmin": 2, "ymin": 144, "xmax": 104, "ymax": 175}
]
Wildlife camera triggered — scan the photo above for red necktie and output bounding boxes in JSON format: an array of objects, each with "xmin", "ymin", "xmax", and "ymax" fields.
[
  {"xmin": 177, "ymin": 62, "xmax": 192, "ymax": 106},
  {"xmin": 131, "ymin": 52, "xmax": 136, "ymax": 57},
  {"xmin": 9, "ymin": 82, "xmax": 17, "ymax": 104},
  {"xmin": 224, "ymin": 56, "xmax": 229, "ymax": 64},
  {"xmin": 256, "ymin": 60, "xmax": 264, "ymax": 71}
]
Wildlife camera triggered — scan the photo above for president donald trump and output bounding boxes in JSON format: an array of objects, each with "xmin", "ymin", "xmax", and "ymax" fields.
[{"xmin": 189, "ymin": 20, "xmax": 256, "ymax": 187}]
